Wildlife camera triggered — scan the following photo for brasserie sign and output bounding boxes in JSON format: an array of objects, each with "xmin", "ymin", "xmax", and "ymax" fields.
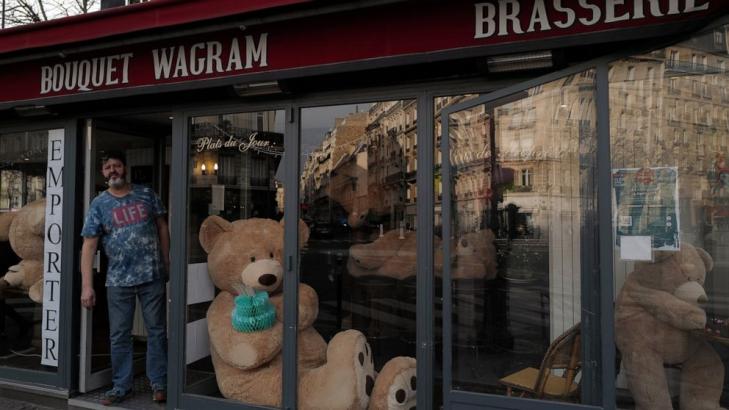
[
  {"xmin": 475, "ymin": 0, "xmax": 711, "ymax": 38},
  {"xmin": 0, "ymin": 0, "xmax": 724, "ymax": 105},
  {"xmin": 40, "ymin": 34, "xmax": 267, "ymax": 95}
]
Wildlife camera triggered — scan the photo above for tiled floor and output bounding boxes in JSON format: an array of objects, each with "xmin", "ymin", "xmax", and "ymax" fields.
[{"xmin": 69, "ymin": 375, "xmax": 163, "ymax": 410}]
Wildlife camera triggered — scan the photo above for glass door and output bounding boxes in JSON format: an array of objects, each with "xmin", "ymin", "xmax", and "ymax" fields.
[
  {"xmin": 79, "ymin": 115, "xmax": 172, "ymax": 393},
  {"xmin": 439, "ymin": 70, "xmax": 597, "ymax": 408}
]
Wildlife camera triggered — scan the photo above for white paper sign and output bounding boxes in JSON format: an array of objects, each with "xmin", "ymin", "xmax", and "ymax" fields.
[
  {"xmin": 211, "ymin": 184, "xmax": 225, "ymax": 212},
  {"xmin": 620, "ymin": 235, "xmax": 652, "ymax": 261},
  {"xmin": 41, "ymin": 129, "xmax": 64, "ymax": 367},
  {"xmin": 187, "ymin": 263, "xmax": 215, "ymax": 305},
  {"xmin": 185, "ymin": 318, "xmax": 211, "ymax": 364}
]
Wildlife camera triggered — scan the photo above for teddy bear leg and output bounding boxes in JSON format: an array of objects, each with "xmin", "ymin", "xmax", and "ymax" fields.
[
  {"xmin": 368, "ymin": 356, "xmax": 416, "ymax": 410},
  {"xmin": 298, "ymin": 326, "xmax": 327, "ymax": 369},
  {"xmin": 298, "ymin": 329, "xmax": 375, "ymax": 410},
  {"xmin": 679, "ymin": 342, "xmax": 724, "ymax": 410},
  {"xmin": 623, "ymin": 350, "xmax": 674, "ymax": 410},
  {"xmin": 211, "ymin": 348, "xmax": 284, "ymax": 407}
]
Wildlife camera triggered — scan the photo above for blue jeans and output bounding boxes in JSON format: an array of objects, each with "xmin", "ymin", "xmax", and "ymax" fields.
[{"xmin": 107, "ymin": 279, "xmax": 167, "ymax": 393}]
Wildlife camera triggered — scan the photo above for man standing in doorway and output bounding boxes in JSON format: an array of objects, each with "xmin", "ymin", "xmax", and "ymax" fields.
[{"xmin": 80, "ymin": 152, "xmax": 169, "ymax": 406}]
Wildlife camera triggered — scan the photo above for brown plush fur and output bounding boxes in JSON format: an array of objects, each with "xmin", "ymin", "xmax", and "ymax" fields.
[
  {"xmin": 449, "ymin": 230, "xmax": 498, "ymax": 280},
  {"xmin": 615, "ymin": 243, "xmax": 724, "ymax": 410},
  {"xmin": 348, "ymin": 228, "xmax": 497, "ymax": 281},
  {"xmin": 369, "ymin": 356, "xmax": 416, "ymax": 410},
  {"xmin": 0, "ymin": 212, "xmax": 16, "ymax": 242},
  {"xmin": 0, "ymin": 199, "xmax": 45, "ymax": 303},
  {"xmin": 201, "ymin": 216, "xmax": 379, "ymax": 409}
]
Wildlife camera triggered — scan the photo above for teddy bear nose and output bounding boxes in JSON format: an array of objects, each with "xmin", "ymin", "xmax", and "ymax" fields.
[{"xmin": 258, "ymin": 274, "xmax": 277, "ymax": 286}]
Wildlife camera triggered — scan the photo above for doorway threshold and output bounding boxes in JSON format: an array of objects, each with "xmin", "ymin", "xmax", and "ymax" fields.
[{"xmin": 69, "ymin": 375, "xmax": 163, "ymax": 410}]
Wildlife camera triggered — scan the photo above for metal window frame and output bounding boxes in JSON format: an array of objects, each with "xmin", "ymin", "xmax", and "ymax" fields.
[
  {"xmin": 0, "ymin": 118, "xmax": 78, "ymax": 396},
  {"xmin": 439, "ymin": 58, "xmax": 613, "ymax": 410},
  {"xmin": 166, "ymin": 78, "xmax": 508, "ymax": 409},
  {"xmin": 169, "ymin": 101, "xmax": 292, "ymax": 410}
]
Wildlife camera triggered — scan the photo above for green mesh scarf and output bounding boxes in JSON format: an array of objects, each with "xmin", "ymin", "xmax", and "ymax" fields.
[{"xmin": 231, "ymin": 291, "xmax": 276, "ymax": 333}]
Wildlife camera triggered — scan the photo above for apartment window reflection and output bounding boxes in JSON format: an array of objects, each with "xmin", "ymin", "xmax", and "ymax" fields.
[
  {"xmin": 298, "ymin": 101, "xmax": 418, "ymax": 409},
  {"xmin": 437, "ymin": 69, "xmax": 596, "ymax": 404},
  {"xmin": 611, "ymin": 22, "xmax": 729, "ymax": 410}
]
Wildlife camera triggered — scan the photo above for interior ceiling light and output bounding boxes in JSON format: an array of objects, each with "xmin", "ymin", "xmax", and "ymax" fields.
[
  {"xmin": 486, "ymin": 51, "xmax": 553, "ymax": 73},
  {"xmin": 232, "ymin": 81, "xmax": 281, "ymax": 97},
  {"xmin": 13, "ymin": 105, "xmax": 53, "ymax": 117}
]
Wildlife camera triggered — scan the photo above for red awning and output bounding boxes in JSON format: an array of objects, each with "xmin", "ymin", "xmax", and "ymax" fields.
[{"xmin": 0, "ymin": 0, "xmax": 311, "ymax": 55}]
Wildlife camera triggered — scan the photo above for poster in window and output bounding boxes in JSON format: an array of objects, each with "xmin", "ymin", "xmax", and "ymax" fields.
[{"xmin": 612, "ymin": 167, "xmax": 679, "ymax": 251}]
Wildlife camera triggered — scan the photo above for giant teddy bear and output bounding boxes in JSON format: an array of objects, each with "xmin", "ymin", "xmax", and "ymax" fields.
[
  {"xmin": 347, "ymin": 228, "xmax": 497, "ymax": 280},
  {"xmin": 615, "ymin": 243, "xmax": 724, "ymax": 410},
  {"xmin": 0, "ymin": 199, "xmax": 45, "ymax": 303},
  {"xmin": 199, "ymin": 215, "xmax": 416, "ymax": 409}
]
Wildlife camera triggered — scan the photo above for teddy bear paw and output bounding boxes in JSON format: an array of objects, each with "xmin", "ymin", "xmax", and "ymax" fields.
[
  {"xmin": 369, "ymin": 356, "xmax": 416, "ymax": 410},
  {"xmin": 384, "ymin": 362, "xmax": 416, "ymax": 410},
  {"xmin": 352, "ymin": 333, "xmax": 376, "ymax": 408},
  {"xmin": 688, "ymin": 308, "xmax": 707, "ymax": 329}
]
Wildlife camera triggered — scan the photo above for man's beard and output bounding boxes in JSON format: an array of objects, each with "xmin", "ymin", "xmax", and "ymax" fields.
[{"xmin": 108, "ymin": 175, "xmax": 126, "ymax": 188}]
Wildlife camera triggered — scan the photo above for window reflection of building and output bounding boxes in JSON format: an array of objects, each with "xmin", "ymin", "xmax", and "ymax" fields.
[
  {"xmin": 443, "ymin": 73, "xmax": 595, "ymax": 397},
  {"xmin": 0, "ymin": 131, "xmax": 48, "ymax": 211},
  {"xmin": 611, "ymin": 26, "xmax": 729, "ymax": 310},
  {"xmin": 609, "ymin": 25, "xmax": 729, "ymax": 407},
  {"xmin": 301, "ymin": 101, "xmax": 418, "ymax": 231},
  {"xmin": 435, "ymin": 75, "xmax": 594, "ymax": 243}
]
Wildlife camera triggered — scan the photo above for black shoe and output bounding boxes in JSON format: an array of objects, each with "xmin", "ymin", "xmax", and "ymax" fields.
[
  {"xmin": 152, "ymin": 388, "xmax": 166, "ymax": 403},
  {"xmin": 100, "ymin": 388, "xmax": 132, "ymax": 406}
]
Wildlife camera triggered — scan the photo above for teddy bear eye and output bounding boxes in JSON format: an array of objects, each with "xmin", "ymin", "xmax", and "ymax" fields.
[
  {"xmin": 250, "ymin": 256, "xmax": 256, "ymax": 262},
  {"xmin": 269, "ymin": 252, "xmax": 274, "ymax": 258}
]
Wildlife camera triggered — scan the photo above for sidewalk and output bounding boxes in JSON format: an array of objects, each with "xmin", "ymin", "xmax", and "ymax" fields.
[{"xmin": 0, "ymin": 396, "xmax": 61, "ymax": 410}]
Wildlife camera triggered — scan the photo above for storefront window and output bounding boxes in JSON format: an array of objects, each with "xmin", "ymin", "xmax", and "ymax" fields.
[
  {"xmin": 0, "ymin": 129, "xmax": 55, "ymax": 372},
  {"xmin": 299, "ymin": 101, "xmax": 417, "ymax": 409},
  {"xmin": 437, "ymin": 70, "xmax": 595, "ymax": 402},
  {"xmin": 184, "ymin": 111, "xmax": 285, "ymax": 404},
  {"xmin": 611, "ymin": 24, "xmax": 729, "ymax": 410}
]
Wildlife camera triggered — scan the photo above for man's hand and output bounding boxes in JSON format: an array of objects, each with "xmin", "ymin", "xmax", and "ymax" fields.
[{"xmin": 81, "ymin": 286, "xmax": 96, "ymax": 309}]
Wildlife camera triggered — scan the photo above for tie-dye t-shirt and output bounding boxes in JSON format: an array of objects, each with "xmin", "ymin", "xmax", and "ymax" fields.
[{"xmin": 81, "ymin": 185, "xmax": 166, "ymax": 287}]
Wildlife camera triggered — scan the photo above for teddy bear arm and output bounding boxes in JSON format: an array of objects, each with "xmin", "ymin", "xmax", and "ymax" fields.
[
  {"xmin": 628, "ymin": 281, "xmax": 706, "ymax": 330},
  {"xmin": 270, "ymin": 284, "xmax": 319, "ymax": 329},
  {"xmin": 208, "ymin": 294, "xmax": 284, "ymax": 369}
]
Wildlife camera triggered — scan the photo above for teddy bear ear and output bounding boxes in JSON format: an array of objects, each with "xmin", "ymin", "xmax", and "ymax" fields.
[
  {"xmin": 278, "ymin": 218, "xmax": 310, "ymax": 246},
  {"xmin": 695, "ymin": 247, "xmax": 714, "ymax": 272},
  {"xmin": 298, "ymin": 219, "xmax": 310, "ymax": 246},
  {"xmin": 199, "ymin": 215, "xmax": 233, "ymax": 253}
]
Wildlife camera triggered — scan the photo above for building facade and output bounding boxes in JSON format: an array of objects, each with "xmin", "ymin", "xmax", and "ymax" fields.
[{"xmin": 0, "ymin": 1, "xmax": 729, "ymax": 409}]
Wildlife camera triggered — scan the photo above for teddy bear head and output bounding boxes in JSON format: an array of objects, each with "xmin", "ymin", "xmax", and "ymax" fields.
[
  {"xmin": 9, "ymin": 199, "xmax": 46, "ymax": 261},
  {"xmin": 347, "ymin": 210, "xmax": 368, "ymax": 229},
  {"xmin": 199, "ymin": 216, "xmax": 309, "ymax": 295},
  {"xmin": 633, "ymin": 243, "xmax": 713, "ymax": 304},
  {"xmin": 456, "ymin": 237, "xmax": 476, "ymax": 256},
  {"xmin": 348, "ymin": 230, "xmax": 403, "ymax": 272}
]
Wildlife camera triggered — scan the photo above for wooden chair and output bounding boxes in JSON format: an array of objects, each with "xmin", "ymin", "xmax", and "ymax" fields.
[{"xmin": 498, "ymin": 323, "xmax": 581, "ymax": 400}]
